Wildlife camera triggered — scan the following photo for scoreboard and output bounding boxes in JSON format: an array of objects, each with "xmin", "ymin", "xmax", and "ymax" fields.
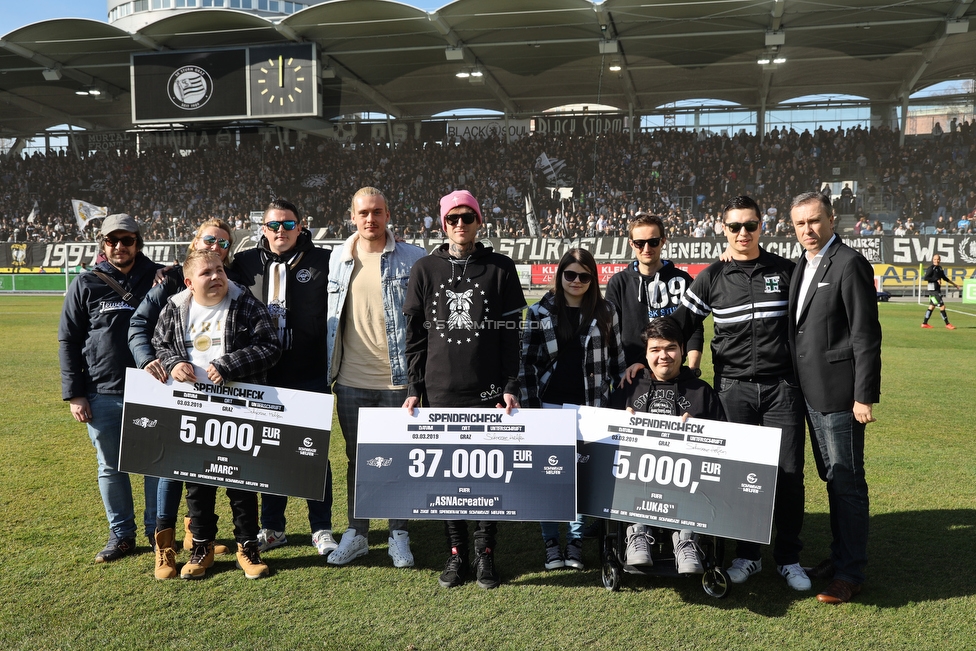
[{"xmin": 131, "ymin": 43, "xmax": 319, "ymax": 123}]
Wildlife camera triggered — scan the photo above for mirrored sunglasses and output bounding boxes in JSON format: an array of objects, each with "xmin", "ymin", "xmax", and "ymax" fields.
[
  {"xmin": 201, "ymin": 235, "xmax": 230, "ymax": 249},
  {"xmin": 264, "ymin": 220, "xmax": 298, "ymax": 232}
]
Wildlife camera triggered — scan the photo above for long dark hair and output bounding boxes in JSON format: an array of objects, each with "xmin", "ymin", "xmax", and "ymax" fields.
[{"xmin": 552, "ymin": 248, "xmax": 613, "ymax": 343}]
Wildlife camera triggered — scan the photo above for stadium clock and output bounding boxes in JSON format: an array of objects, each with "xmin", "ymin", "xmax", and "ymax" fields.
[{"xmin": 248, "ymin": 43, "xmax": 319, "ymax": 118}]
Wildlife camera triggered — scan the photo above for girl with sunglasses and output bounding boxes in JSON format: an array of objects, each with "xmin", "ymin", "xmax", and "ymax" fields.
[
  {"xmin": 520, "ymin": 248, "xmax": 626, "ymax": 572},
  {"xmin": 128, "ymin": 217, "xmax": 242, "ymax": 578}
]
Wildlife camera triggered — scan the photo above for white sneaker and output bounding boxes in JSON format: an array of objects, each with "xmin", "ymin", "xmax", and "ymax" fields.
[
  {"xmin": 311, "ymin": 529, "xmax": 338, "ymax": 556},
  {"xmin": 625, "ymin": 524, "xmax": 653, "ymax": 566},
  {"xmin": 672, "ymin": 530, "xmax": 704, "ymax": 575},
  {"xmin": 327, "ymin": 529, "xmax": 368, "ymax": 565},
  {"xmin": 256, "ymin": 528, "xmax": 287, "ymax": 552},
  {"xmin": 777, "ymin": 563, "xmax": 812, "ymax": 591},
  {"xmin": 727, "ymin": 558, "xmax": 761, "ymax": 584},
  {"xmin": 388, "ymin": 530, "xmax": 415, "ymax": 568}
]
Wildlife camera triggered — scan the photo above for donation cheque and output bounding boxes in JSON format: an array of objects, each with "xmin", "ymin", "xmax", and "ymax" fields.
[
  {"xmin": 575, "ymin": 405, "xmax": 781, "ymax": 544},
  {"xmin": 119, "ymin": 368, "xmax": 333, "ymax": 500},
  {"xmin": 354, "ymin": 407, "xmax": 578, "ymax": 522}
]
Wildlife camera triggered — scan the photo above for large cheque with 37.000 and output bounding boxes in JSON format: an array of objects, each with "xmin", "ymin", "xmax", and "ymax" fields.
[
  {"xmin": 354, "ymin": 407, "xmax": 578, "ymax": 522},
  {"xmin": 119, "ymin": 368, "xmax": 333, "ymax": 500},
  {"xmin": 575, "ymin": 406, "xmax": 781, "ymax": 544}
]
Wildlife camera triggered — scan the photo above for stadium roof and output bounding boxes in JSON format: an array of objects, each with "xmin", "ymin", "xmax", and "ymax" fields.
[{"xmin": 2, "ymin": 0, "xmax": 976, "ymax": 138}]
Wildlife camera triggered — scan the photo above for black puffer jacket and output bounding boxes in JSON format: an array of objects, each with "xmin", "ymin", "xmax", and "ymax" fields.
[
  {"xmin": 59, "ymin": 253, "xmax": 161, "ymax": 398},
  {"xmin": 232, "ymin": 229, "xmax": 331, "ymax": 386}
]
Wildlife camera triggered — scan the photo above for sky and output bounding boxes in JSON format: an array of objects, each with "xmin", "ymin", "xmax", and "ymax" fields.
[{"xmin": 0, "ymin": 0, "xmax": 445, "ymax": 36}]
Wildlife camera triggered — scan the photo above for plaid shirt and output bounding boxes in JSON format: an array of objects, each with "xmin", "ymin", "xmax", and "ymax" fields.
[
  {"xmin": 153, "ymin": 282, "xmax": 281, "ymax": 384},
  {"xmin": 520, "ymin": 291, "xmax": 626, "ymax": 408}
]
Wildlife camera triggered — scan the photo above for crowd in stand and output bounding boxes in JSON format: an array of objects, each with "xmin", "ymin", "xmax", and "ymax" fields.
[{"xmin": 2, "ymin": 121, "xmax": 975, "ymax": 244}]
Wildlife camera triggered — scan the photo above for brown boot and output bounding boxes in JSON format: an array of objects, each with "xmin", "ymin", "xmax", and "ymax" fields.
[
  {"xmin": 184, "ymin": 516, "xmax": 229, "ymax": 555},
  {"xmin": 153, "ymin": 528, "xmax": 177, "ymax": 580},
  {"xmin": 183, "ymin": 516, "xmax": 193, "ymax": 551},
  {"xmin": 180, "ymin": 540, "xmax": 215, "ymax": 580},
  {"xmin": 236, "ymin": 541, "xmax": 269, "ymax": 579}
]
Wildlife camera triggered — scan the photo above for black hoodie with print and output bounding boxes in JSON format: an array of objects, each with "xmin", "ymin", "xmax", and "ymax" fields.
[
  {"xmin": 611, "ymin": 367, "xmax": 726, "ymax": 421},
  {"xmin": 604, "ymin": 260, "xmax": 705, "ymax": 368},
  {"xmin": 403, "ymin": 242, "xmax": 526, "ymax": 407}
]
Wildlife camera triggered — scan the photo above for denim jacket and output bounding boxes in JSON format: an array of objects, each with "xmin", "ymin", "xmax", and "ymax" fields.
[{"xmin": 326, "ymin": 228, "xmax": 426, "ymax": 386}]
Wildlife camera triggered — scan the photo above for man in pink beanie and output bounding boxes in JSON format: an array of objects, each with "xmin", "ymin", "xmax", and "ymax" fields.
[
  {"xmin": 439, "ymin": 190, "xmax": 483, "ymax": 232},
  {"xmin": 403, "ymin": 189, "xmax": 525, "ymax": 590}
]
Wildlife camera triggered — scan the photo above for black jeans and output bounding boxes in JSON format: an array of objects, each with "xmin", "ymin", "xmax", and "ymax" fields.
[
  {"xmin": 186, "ymin": 483, "xmax": 258, "ymax": 545},
  {"xmin": 718, "ymin": 376, "xmax": 806, "ymax": 566},
  {"xmin": 445, "ymin": 520, "xmax": 497, "ymax": 556}
]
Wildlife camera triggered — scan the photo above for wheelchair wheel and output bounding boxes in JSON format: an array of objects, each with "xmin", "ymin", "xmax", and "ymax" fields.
[
  {"xmin": 602, "ymin": 558, "xmax": 622, "ymax": 591},
  {"xmin": 702, "ymin": 567, "xmax": 730, "ymax": 598}
]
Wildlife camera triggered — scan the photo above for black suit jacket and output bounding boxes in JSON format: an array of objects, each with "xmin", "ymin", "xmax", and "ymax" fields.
[{"xmin": 789, "ymin": 237, "xmax": 882, "ymax": 413}]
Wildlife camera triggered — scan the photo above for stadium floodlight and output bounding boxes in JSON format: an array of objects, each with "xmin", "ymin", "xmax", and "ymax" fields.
[
  {"xmin": 456, "ymin": 70, "xmax": 470, "ymax": 78},
  {"xmin": 42, "ymin": 68, "xmax": 62, "ymax": 81},
  {"xmin": 773, "ymin": 56, "xmax": 787, "ymax": 64},
  {"xmin": 946, "ymin": 19, "xmax": 969, "ymax": 35},
  {"xmin": 470, "ymin": 69, "xmax": 483, "ymax": 77},
  {"xmin": 609, "ymin": 58, "xmax": 622, "ymax": 72},
  {"xmin": 757, "ymin": 56, "xmax": 771, "ymax": 65}
]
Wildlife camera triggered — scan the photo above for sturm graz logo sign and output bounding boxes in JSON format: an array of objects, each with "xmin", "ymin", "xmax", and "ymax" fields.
[{"xmin": 168, "ymin": 66, "xmax": 213, "ymax": 110}]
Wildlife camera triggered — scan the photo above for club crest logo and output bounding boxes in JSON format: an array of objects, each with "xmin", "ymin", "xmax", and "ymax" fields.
[
  {"xmin": 132, "ymin": 417, "xmax": 158, "ymax": 428},
  {"xmin": 764, "ymin": 275, "xmax": 780, "ymax": 293},
  {"xmin": 296, "ymin": 269, "xmax": 312, "ymax": 283},
  {"xmin": 366, "ymin": 456, "xmax": 393, "ymax": 468},
  {"xmin": 11, "ymin": 243, "xmax": 27, "ymax": 267},
  {"xmin": 959, "ymin": 237, "xmax": 976, "ymax": 264},
  {"xmin": 168, "ymin": 65, "xmax": 213, "ymax": 110}
]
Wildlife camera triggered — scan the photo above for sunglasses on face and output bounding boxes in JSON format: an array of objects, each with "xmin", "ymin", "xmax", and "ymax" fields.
[
  {"xmin": 264, "ymin": 220, "xmax": 297, "ymax": 232},
  {"xmin": 630, "ymin": 237, "xmax": 662, "ymax": 250},
  {"xmin": 445, "ymin": 212, "xmax": 478, "ymax": 226},
  {"xmin": 201, "ymin": 235, "xmax": 230, "ymax": 249},
  {"xmin": 563, "ymin": 270, "xmax": 593, "ymax": 284},
  {"xmin": 104, "ymin": 235, "xmax": 136, "ymax": 247},
  {"xmin": 724, "ymin": 220, "xmax": 760, "ymax": 233}
]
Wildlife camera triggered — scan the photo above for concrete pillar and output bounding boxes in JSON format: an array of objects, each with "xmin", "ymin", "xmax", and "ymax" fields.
[{"xmin": 870, "ymin": 101, "xmax": 899, "ymax": 130}]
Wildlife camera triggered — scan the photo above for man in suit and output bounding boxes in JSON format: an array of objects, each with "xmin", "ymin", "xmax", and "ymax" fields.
[{"xmin": 788, "ymin": 191, "xmax": 882, "ymax": 604}]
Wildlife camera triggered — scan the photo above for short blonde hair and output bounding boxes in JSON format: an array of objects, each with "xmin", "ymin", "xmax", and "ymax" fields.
[
  {"xmin": 182, "ymin": 249, "xmax": 223, "ymax": 277},
  {"xmin": 350, "ymin": 187, "xmax": 387, "ymax": 217}
]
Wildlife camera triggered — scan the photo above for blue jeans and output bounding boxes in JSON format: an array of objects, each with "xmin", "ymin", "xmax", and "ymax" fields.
[
  {"xmin": 334, "ymin": 383, "xmax": 408, "ymax": 535},
  {"xmin": 260, "ymin": 375, "xmax": 332, "ymax": 533},
  {"xmin": 541, "ymin": 520, "xmax": 584, "ymax": 543},
  {"xmin": 718, "ymin": 377, "xmax": 805, "ymax": 565},
  {"xmin": 806, "ymin": 402, "xmax": 869, "ymax": 585},
  {"xmin": 87, "ymin": 393, "xmax": 157, "ymax": 539},
  {"xmin": 156, "ymin": 479, "xmax": 183, "ymax": 532}
]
